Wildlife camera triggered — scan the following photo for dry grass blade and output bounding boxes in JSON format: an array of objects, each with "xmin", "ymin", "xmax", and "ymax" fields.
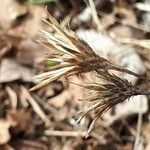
[
  {"xmin": 21, "ymin": 86, "xmax": 50, "ymax": 126},
  {"xmin": 88, "ymin": 0, "xmax": 102, "ymax": 31},
  {"xmin": 135, "ymin": 3, "xmax": 150, "ymax": 12},
  {"xmin": 121, "ymin": 38, "xmax": 150, "ymax": 50},
  {"xmin": 44, "ymin": 129, "xmax": 106, "ymax": 143},
  {"xmin": 31, "ymin": 14, "xmax": 146, "ymax": 90}
]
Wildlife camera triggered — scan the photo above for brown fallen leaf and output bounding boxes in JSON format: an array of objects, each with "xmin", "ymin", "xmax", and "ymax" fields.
[
  {"xmin": 0, "ymin": 144, "xmax": 14, "ymax": 150},
  {"xmin": 9, "ymin": 109, "xmax": 33, "ymax": 134},
  {"xmin": 0, "ymin": 109, "xmax": 33, "ymax": 145}
]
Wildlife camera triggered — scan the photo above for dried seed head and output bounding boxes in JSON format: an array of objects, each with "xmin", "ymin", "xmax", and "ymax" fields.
[
  {"xmin": 31, "ymin": 14, "xmax": 144, "ymax": 91},
  {"xmin": 31, "ymin": 13, "xmax": 150, "ymax": 136},
  {"xmin": 76, "ymin": 71, "xmax": 150, "ymax": 135}
]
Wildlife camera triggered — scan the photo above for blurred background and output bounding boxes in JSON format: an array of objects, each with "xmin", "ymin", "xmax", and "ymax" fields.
[{"xmin": 0, "ymin": 0, "xmax": 150, "ymax": 149}]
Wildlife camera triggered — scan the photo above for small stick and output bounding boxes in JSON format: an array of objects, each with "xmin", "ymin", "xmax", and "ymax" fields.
[
  {"xmin": 21, "ymin": 86, "xmax": 51, "ymax": 126},
  {"xmin": 44, "ymin": 130, "xmax": 106, "ymax": 143},
  {"xmin": 89, "ymin": 0, "xmax": 102, "ymax": 32},
  {"xmin": 134, "ymin": 96, "xmax": 143, "ymax": 150},
  {"xmin": 45, "ymin": 130, "xmax": 87, "ymax": 137}
]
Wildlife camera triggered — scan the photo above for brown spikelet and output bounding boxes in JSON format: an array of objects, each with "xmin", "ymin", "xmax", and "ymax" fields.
[
  {"xmin": 31, "ymin": 13, "xmax": 150, "ymax": 136},
  {"xmin": 76, "ymin": 71, "xmax": 150, "ymax": 136},
  {"xmin": 31, "ymin": 14, "xmax": 146, "ymax": 91}
]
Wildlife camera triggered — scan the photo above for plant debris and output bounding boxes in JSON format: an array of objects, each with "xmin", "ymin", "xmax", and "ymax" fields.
[
  {"xmin": 0, "ymin": 0, "xmax": 150, "ymax": 149},
  {"xmin": 31, "ymin": 14, "xmax": 147, "ymax": 91}
]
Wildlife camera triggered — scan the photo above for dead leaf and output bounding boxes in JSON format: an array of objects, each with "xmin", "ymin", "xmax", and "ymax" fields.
[
  {"xmin": 48, "ymin": 90, "xmax": 72, "ymax": 109},
  {"xmin": 0, "ymin": 109, "xmax": 33, "ymax": 145},
  {"xmin": 0, "ymin": 144, "xmax": 14, "ymax": 150},
  {"xmin": 0, "ymin": 0, "xmax": 27, "ymax": 29},
  {"xmin": 0, "ymin": 116, "xmax": 16, "ymax": 145},
  {"xmin": 16, "ymin": 39, "xmax": 47, "ymax": 66},
  {"xmin": 9, "ymin": 109, "xmax": 33, "ymax": 132},
  {"xmin": 0, "ymin": 119, "xmax": 12, "ymax": 145},
  {"xmin": 22, "ymin": 5, "xmax": 46, "ymax": 38},
  {"xmin": 0, "ymin": 58, "xmax": 34, "ymax": 83}
]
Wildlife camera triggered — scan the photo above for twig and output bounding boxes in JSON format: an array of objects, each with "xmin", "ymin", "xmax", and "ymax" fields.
[
  {"xmin": 0, "ymin": 43, "xmax": 11, "ymax": 60},
  {"xmin": 98, "ymin": 10, "xmax": 150, "ymax": 33},
  {"xmin": 6, "ymin": 86, "xmax": 17, "ymax": 109},
  {"xmin": 98, "ymin": 119, "xmax": 122, "ymax": 142},
  {"xmin": 44, "ymin": 129, "xmax": 106, "ymax": 143},
  {"xmin": 134, "ymin": 96, "xmax": 143, "ymax": 150},
  {"xmin": 88, "ymin": 0, "xmax": 102, "ymax": 32},
  {"xmin": 45, "ymin": 130, "xmax": 87, "ymax": 137},
  {"xmin": 121, "ymin": 117, "xmax": 137, "ymax": 137},
  {"xmin": 21, "ymin": 86, "xmax": 51, "ymax": 126}
]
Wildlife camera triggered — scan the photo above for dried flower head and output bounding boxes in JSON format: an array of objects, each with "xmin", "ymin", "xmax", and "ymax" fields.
[
  {"xmin": 75, "ymin": 70, "xmax": 150, "ymax": 136},
  {"xmin": 31, "ymin": 13, "xmax": 150, "ymax": 136},
  {"xmin": 31, "ymin": 14, "xmax": 144, "ymax": 91}
]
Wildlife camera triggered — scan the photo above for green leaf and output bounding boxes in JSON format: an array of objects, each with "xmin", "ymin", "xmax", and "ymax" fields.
[{"xmin": 46, "ymin": 60, "xmax": 60, "ymax": 67}]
